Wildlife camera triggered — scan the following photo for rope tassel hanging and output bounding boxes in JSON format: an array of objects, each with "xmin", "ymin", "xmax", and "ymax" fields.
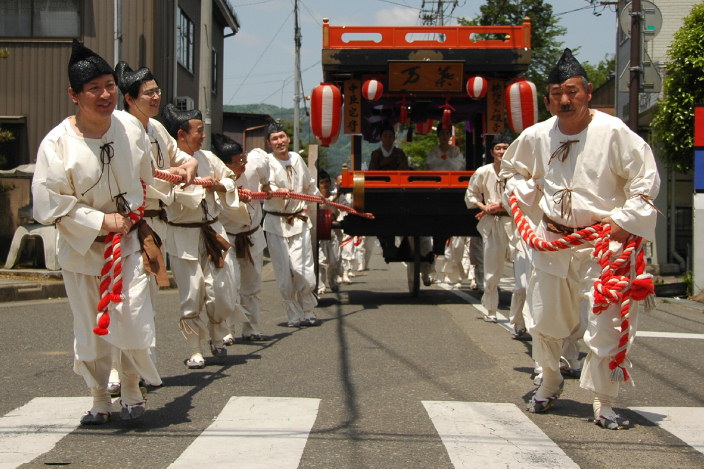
[
  {"xmin": 93, "ymin": 180, "xmax": 147, "ymax": 336},
  {"xmin": 508, "ymin": 192, "xmax": 654, "ymax": 383}
]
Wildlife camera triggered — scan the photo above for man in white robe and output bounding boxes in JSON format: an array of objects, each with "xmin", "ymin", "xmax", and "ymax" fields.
[
  {"xmin": 316, "ymin": 169, "xmax": 342, "ymax": 294},
  {"xmin": 212, "ymin": 135, "xmax": 271, "ymax": 342},
  {"xmin": 106, "ymin": 61, "xmax": 198, "ymax": 396},
  {"xmin": 465, "ymin": 134, "xmax": 514, "ymax": 323},
  {"xmin": 500, "ymin": 49, "xmax": 660, "ymax": 429},
  {"xmin": 426, "ymin": 124, "xmax": 468, "ymax": 286},
  {"xmin": 32, "ymin": 40, "xmax": 160, "ymax": 424},
  {"xmin": 262, "ymin": 122, "xmax": 320, "ymax": 327},
  {"xmin": 162, "ymin": 104, "xmax": 243, "ymax": 369}
]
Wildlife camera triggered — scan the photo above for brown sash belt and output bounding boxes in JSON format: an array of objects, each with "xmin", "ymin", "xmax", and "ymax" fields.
[
  {"xmin": 227, "ymin": 226, "xmax": 259, "ymax": 264},
  {"xmin": 264, "ymin": 209, "xmax": 308, "ymax": 225},
  {"xmin": 542, "ymin": 214, "xmax": 589, "ymax": 235},
  {"xmin": 136, "ymin": 219, "xmax": 170, "ymax": 286},
  {"xmin": 144, "ymin": 209, "xmax": 167, "ymax": 222},
  {"xmin": 168, "ymin": 217, "xmax": 232, "ymax": 268}
]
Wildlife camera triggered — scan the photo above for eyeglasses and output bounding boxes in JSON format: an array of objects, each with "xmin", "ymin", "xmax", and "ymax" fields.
[{"xmin": 142, "ymin": 87, "xmax": 162, "ymax": 98}]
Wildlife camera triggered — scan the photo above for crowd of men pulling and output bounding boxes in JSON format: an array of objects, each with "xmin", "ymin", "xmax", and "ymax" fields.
[{"xmin": 32, "ymin": 41, "xmax": 660, "ymax": 433}]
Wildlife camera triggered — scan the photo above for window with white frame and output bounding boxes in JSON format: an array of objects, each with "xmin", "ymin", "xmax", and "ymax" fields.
[
  {"xmin": 177, "ymin": 8, "xmax": 194, "ymax": 73},
  {"xmin": 0, "ymin": 0, "xmax": 81, "ymax": 38}
]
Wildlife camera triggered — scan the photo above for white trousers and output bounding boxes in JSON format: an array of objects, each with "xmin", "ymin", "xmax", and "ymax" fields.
[
  {"xmin": 235, "ymin": 247, "xmax": 264, "ymax": 336},
  {"xmin": 266, "ymin": 229, "xmax": 318, "ymax": 321},
  {"xmin": 62, "ymin": 251, "xmax": 161, "ymax": 395},
  {"xmin": 170, "ymin": 244, "xmax": 240, "ymax": 352},
  {"xmin": 462, "ymin": 236, "xmax": 484, "ymax": 285},
  {"xmin": 480, "ymin": 226, "xmax": 510, "ymax": 313},
  {"xmin": 319, "ymin": 238, "xmax": 341, "ymax": 289},
  {"xmin": 528, "ymin": 244, "xmax": 639, "ymax": 397},
  {"xmin": 442, "ymin": 236, "xmax": 468, "ymax": 282},
  {"xmin": 509, "ymin": 245, "xmax": 529, "ymax": 329}
]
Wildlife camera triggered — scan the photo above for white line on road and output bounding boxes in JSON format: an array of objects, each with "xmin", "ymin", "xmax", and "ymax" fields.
[
  {"xmin": 167, "ymin": 396, "xmax": 321, "ymax": 469},
  {"xmin": 631, "ymin": 407, "xmax": 704, "ymax": 455},
  {"xmin": 440, "ymin": 283, "xmax": 704, "ymax": 340},
  {"xmin": 423, "ymin": 401, "xmax": 580, "ymax": 469},
  {"xmin": 0, "ymin": 397, "xmax": 92, "ymax": 469},
  {"xmin": 635, "ymin": 331, "xmax": 704, "ymax": 340}
]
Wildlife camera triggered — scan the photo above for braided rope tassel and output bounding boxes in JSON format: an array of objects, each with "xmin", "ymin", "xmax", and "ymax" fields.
[
  {"xmin": 93, "ymin": 180, "xmax": 147, "ymax": 336},
  {"xmin": 152, "ymin": 169, "xmax": 375, "ymax": 219},
  {"xmin": 509, "ymin": 192, "xmax": 654, "ymax": 383}
]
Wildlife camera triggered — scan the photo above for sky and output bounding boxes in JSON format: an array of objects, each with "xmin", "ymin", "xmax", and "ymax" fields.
[{"xmin": 223, "ymin": 0, "xmax": 619, "ymax": 108}]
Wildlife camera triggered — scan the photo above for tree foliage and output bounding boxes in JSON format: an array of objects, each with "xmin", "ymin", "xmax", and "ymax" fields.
[
  {"xmin": 582, "ymin": 54, "xmax": 615, "ymax": 90},
  {"xmin": 651, "ymin": 2, "xmax": 704, "ymax": 172},
  {"xmin": 459, "ymin": 0, "xmax": 565, "ymax": 120}
]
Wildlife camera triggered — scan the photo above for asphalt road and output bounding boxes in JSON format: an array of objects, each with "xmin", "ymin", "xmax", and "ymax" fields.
[{"xmin": 1, "ymin": 254, "xmax": 703, "ymax": 469}]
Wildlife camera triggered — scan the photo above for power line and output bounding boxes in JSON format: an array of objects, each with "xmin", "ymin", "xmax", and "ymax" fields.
[{"xmin": 225, "ymin": 9, "xmax": 293, "ymax": 105}]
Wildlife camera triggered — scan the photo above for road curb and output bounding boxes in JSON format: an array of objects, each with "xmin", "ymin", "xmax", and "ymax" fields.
[{"xmin": 0, "ymin": 282, "xmax": 67, "ymax": 302}]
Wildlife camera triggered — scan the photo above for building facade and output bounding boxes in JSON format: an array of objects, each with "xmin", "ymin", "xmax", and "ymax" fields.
[
  {"xmin": 614, "ymin": 0, "xmax": 697, "ymax": 274},
  {"xmin": 0, "ymin": 0, "xmax": 239, "ymax": 170},
  {"xmin": 0, "ymin": 0, "xmax": 239, "ymax": 262}
]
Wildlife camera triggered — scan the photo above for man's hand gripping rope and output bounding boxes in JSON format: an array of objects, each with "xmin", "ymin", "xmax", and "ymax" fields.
[
  {"xmin": 508, "ymin": 192, "xmax": 654, "ymax": 383},
  {"xmin": 93, "ymin": 180, "xmax": 147, "ymax": 336},
  {"xmin": 153, "ymin": 169, "xmax": 375, "ymax": 219}
]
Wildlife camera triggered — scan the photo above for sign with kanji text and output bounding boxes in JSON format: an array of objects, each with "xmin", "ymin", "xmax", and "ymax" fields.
[
  {"xmin": 486, "ymin": 78, "xmax": 505, "ymax": 134},
  {"xmin": 344, "ymin": 79, "xmax": 362, "ymax": 134},
  {"xmin": 388, "ymin": 61, "xmax": 463, "ymax": 93}
]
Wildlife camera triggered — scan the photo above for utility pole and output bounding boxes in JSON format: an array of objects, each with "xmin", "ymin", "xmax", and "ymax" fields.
[
  {"xmin": 293, "ymin": 0, "xmax": 302, "ymax": 153},
  {"xmin": 628, "ymin": 0, "xmax": 641, "ymax": 132},
  {"xmin": 419, "ymin": 0, "xmax": 458, "ymax": 26}
]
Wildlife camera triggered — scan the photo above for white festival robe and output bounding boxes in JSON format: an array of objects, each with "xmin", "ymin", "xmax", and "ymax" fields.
[
  {"xmin": 220, "ymin": 148, "xmax": 269, "ymax": 336},
  {"xmin": 262, "ymin": 151, "xmax": 320, "ymax": 321},
  {"xmin": 165, "ymin": 149, "xmax": 243, "ymax": 349},
  {"xmin": 426, "ymin": 145, "xmax": 466, "ymax": 171},
  {"xmin": 465, "ymin": 163, "xmax": 513, "ymax": 313},
  {"xmin": 32, "ymin": 113, "xmax": 161, "ymax": 388},
  {"xmin": 500, "ymin": 110, "xmax": 660, "ymax": 396},
  {"xmin": 427, "ymin": 144, "xmax": 466, "ymax": 281}
]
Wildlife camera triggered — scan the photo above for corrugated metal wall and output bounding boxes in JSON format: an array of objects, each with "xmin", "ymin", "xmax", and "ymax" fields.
[
  {"xmin": 0, "ymin": 41, "xmax": 73, "ymax": 164},
  {"xmin": 1, "ymin": 0, "xmax": 233, "ymax": 162},
  {"xmin": 119, "ymin": 0, "xmax": 155, "ymax": 72}
]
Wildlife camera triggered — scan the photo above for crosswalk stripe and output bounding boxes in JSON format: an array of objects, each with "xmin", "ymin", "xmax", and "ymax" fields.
[
  {"xmin": 635, "ymin": 331, "xmax": 704, "ymax": 340},
  {"xmin": 167, "ymin": 396, "xmax": 321, "ymax": 469},
  {"xmin": 631, "ymin": 407, "xmax": 704, "ymax": 455},
  {"xmin": 0, "ymin": 397, "xmax": 92, "ymax": 469},
  {"xmin": 423, "ymin": 401, "xmax": 580, "ymax": 469}
]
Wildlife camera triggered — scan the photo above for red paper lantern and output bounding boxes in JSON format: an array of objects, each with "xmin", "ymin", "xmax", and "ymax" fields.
[
  {"xmin": 310, "ymin": 83, "xmax": 342, "ymax": 147},
  {"xmin": 362, "ymin": 79, "xmax": 384, "ymax": 101},
  {"xmin": 466, "ymin": 76, "xmax": 488, "ymax": 99},
  {"xmin": 505, "ymin": 78, "xmax": 537, "ymax": 133},
  {"xmin": 415, "ymin": 119, "xmax": 433, "ymax": 135}
]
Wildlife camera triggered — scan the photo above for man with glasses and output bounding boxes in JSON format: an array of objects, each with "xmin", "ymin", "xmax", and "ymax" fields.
[{"xmin": 99, "ymin": 62, "xmax": 200, "ymax": 397}]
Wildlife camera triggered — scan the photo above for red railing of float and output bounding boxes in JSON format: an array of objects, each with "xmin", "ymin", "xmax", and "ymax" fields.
[
  {"xmin": 340, "ymin": 170, "xmax": 475, "ymax": 189},
  {"xmin": 322, "ymin": 19, "xmax": 531, "ymax": 50}
]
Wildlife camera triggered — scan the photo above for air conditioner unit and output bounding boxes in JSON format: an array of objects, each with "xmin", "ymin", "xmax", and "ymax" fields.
[{"xmin": 174, "ymin": 96, "xmax": 195, "ymax": 111}]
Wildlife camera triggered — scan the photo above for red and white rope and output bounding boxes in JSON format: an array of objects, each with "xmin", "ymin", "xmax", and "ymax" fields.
[
  {"xmin": 508, "ymin": 192, "xmax": 653, "ymax": 382},
  {"xmin": 153, "ymin": 169, "xmax": 375, "ymax": 219},
  {"xmin": 93, "ymin": 180, "xmax": 147, "ymax": 336}
]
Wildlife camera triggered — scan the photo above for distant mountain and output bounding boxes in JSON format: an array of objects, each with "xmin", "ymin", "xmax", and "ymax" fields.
[
  {"xmin": 224, "ymin": 103, "xmax": 293, "ymax": 121},
  {"xmin": 225, "ymin": 104, "xmax": 353, "ymax": 175}
]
